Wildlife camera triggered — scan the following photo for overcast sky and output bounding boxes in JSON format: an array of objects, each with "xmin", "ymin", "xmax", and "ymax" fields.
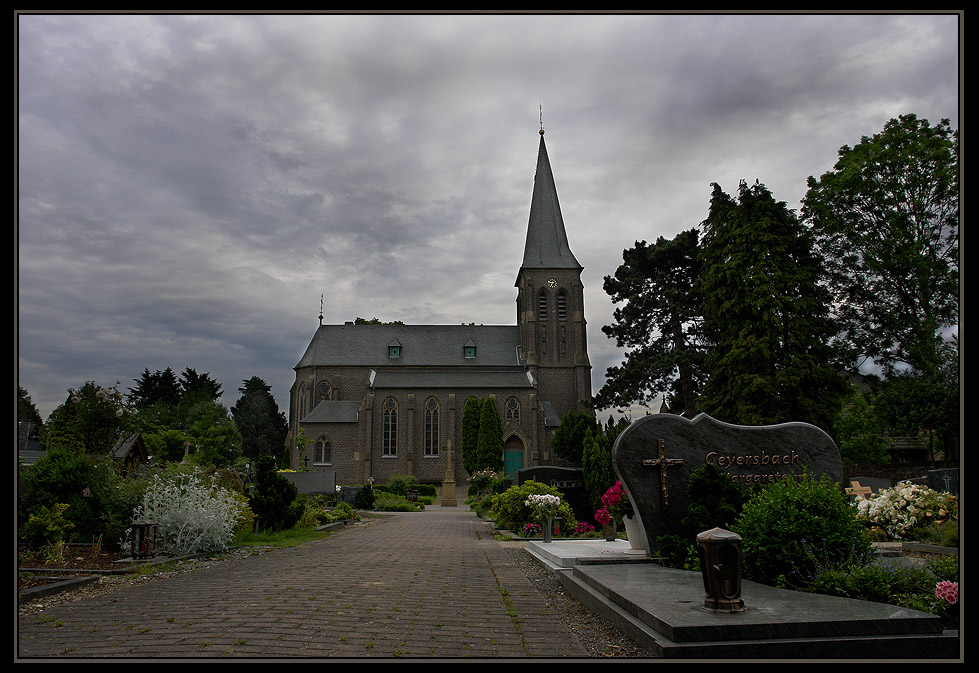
[{"xmin": 17, "ymin": 12, "xmax": 961, "ymax": 423}]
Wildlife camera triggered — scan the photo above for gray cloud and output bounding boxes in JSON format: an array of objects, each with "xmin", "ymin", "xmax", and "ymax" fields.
[{"xmin": 17, "ymin": 12, "xmax": 960, "ymax": 419}]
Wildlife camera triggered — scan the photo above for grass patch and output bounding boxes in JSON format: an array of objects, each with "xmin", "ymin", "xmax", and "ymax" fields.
[{"xmin": 232, "ymin": 525, "xmax": 331, "ymax": 548}]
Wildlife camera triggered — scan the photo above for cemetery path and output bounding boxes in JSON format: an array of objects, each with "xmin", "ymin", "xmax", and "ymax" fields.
[{"xmin": 17, "ymin": 505, "xmax": 592, "ymax": 659}]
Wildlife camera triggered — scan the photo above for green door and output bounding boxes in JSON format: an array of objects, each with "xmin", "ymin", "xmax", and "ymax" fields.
[{"xmin": 503, "ymin": 449, "xmax": 523, "ymax": 479}]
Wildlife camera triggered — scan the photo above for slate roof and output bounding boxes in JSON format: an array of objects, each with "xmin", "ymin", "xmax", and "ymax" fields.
[
  {"xmin": 301, "ymin": 400, "xmax": 361, "ymax": 424},
  {"xmin": 295, "ymin": 323, "xmax": 524, "ymax": 369},
  {"xmin": 371, "ymin": 370, "xmax": 534, "ymax": 389},
  {"xmin": 519, "ymin": 132, "xmax": 581, "ymax": 273}
]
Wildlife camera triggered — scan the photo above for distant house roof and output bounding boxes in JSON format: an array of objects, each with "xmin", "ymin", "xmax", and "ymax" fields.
[{"xmin": 111, "ymin": 432, "xmax": 149, "ymax": 468}]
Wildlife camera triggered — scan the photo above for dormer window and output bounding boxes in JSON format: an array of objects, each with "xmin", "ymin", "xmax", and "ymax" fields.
[
  {"xmin": 463, "ymin": 338, "xmax": 477, "ymax": 359},
  {"xmin": 388, "ymin": 339, "xmax": 402, "ymax": 359}
]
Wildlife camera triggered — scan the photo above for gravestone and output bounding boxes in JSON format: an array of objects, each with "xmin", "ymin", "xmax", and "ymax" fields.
[
  {"xmin": 515, "ymin": 466, "xmax": 591, "ymax": 526},
  {"xmin": 928, "ymin": 467, "xmax": 958, "ymax": 494},
  {"xmin": 612, "ymin": 413, "xmax": 843, "ymax": 552}
]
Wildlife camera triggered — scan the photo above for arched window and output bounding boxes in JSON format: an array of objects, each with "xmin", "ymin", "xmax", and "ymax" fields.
[
  {"xmin": 382, "ymin": 398, "xmax": 398, "ymax": 456},
  {"xmin": 315, "ymin": 437, "xmax": 331, "ymax": 464},
  {"xmin": 424, "ymin": 398, "xmax": 440, "ymax": 456},
  {"xmin": 316, "ymin": 382, "xmax": 332, "ymax": 402},
  {"xmin": 505, "ymin": 397, "xmax": 520, "ymax": 423},
  {"xmin": 298, "ymin": 383, "xmax": 308, "ymax": 419}
]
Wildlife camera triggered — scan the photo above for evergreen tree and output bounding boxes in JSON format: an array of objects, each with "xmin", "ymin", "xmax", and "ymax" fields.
[
  {"xmin": 698, "ymin": 181, "xmax": 848, "ymax": 429},
  {"xmin": 461, "ymin": 396, "xmax": 482, "ymax": 475},
  {"xmin": 594, "ymin": 229, "xmax": 707, "ymax": 416},
  {"xmin": 128, "ymin": 367, "xmax": 181, "ymax": 408},
  {"xmin": 178, "ymin": 367, "xmax": 223, "ymax": 405},
  {"xmin": 551, "ymin": 410, "xmax": 599, "ymax": 464},
  {"xmin": 582, "ymin": 427, "xmax": 616, "ymax": 511},
  {"xmin": 475, "ymin": 397, "xmax": 504, "ymax": 472},
  {"xmin": 231, "ymin": 377, "xmax": 288, "ymax": 460}
]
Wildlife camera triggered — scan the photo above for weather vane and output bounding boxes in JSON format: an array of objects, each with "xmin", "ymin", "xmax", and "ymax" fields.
[
  {"xmin": 319, "ymin": 294, "xmax": 324, "ymax": 326},
  {"xmin": 539, "ymin": 103, "xmax": 544, "ymax": 135}
]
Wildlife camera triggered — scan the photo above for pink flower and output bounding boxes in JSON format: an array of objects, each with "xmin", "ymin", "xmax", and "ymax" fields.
[
  {"xmin": 935, "ymin": 581, "xmax": 958, "ymax": 605},
  {"xmin": 594, "ymin": 507, "xmax": 611, "ymax": 526}
]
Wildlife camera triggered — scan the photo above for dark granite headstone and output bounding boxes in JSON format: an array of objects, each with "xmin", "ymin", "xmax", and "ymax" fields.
[
  {"xmin": 515, "ymin": 466, "xmax": 591, "ymax": 525},
  {"xmin": 612, "ymin": 413, "xmax": 844, "ymax": 552},
  {"xmin": 928, "ymin": 468, "xmax": 958, "ymax": 495}
]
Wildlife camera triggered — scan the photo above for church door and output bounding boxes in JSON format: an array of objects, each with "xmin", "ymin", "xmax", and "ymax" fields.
[{"xmin": 503, "ymin": 435, "xmax": 525, "ymax": 480}]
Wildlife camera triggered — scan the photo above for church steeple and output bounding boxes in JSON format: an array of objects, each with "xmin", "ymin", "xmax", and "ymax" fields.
[{"xmin": 518, "ymin": 129, "xmax": 581, "ymax": 275}]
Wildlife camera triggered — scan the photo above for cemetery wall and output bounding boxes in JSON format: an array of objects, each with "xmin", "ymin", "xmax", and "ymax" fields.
[{"xmin": 843, "ymin": 462, "xmax": 950, "ymax": 485}]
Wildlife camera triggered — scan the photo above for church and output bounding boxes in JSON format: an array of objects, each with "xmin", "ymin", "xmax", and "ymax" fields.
[{"xmin": 288, "ymin": 128, "xmax": 592, "ymax": 487}]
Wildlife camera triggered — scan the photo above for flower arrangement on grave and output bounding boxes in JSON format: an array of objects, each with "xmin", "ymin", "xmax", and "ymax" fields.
[
  {"xmin": 572, "ymin": 521, "xmax": 595, "ymax": 536},
  {"xmin": 597, "ymin": 480, "xmax": 634, "ymax": 524},
  {"xmin": 852, "ymin": 481, "xmax": 957, "ymax": 540},
  {"xmin": 524, "ymin": 493, "xmax": 562, "ymax": 525}
]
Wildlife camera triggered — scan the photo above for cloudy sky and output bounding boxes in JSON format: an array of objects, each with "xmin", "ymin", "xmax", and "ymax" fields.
[{"xmin": 17, "ymin": 12, "xmax": 961, "ymax": 422}]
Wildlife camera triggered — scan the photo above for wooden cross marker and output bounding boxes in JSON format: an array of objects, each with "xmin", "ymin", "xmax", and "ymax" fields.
[
  {"xmin": 641, "ymin": 439, "xmax": 684, "ymax": 510},
  {"xmin": 845, "ymin": 481, "xmax": 873, "ymax": 498}
]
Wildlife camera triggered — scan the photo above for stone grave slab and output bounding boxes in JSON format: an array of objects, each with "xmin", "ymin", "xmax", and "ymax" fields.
[{"xmin": 612, "ymin": 413, "xmax": 843, "ymax": 552}]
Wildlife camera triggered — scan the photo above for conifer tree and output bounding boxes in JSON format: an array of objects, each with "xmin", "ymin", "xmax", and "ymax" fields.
[
  {"xmin": 475, "ymin": 397, "xmax": 503, "ymax": 472},
  {"xmin": 461, "ymin": 396, "xmax": 482, "ymax": 474},
  {"xmin": 698, "ymin": 181, "xmax": 848, "ymax": 429}
]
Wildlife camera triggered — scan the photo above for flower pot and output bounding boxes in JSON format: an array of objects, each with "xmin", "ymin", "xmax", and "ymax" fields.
[
  {"xmin": 622, "ymin": 514, "xmax": 648, "ymax": 554},
  {"xmin": 543, "ymin": 517, "xmax": 553, "ymax": 543},
  {"xmin": 602, "ymin": 520, "xmax": 617, "ymax": 542}
]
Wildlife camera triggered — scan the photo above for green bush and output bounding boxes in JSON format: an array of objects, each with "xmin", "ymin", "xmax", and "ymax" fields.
[
  {"xmin": 682, "ymin": 462, "xmax": 748, "ymax": 536},
  {"xmin": 383, "ymin": 474, "xmax": 419, "ymax": 497},
  {"xmin": 20, "ymin": 502, "xmax": 74, "ymax": 548},
  {"xmin": 249, "ymin": 455, "xmax": 299, "ymax": 531},
  {"xmin": 374, "ymin": 492, "xmax": 423, "ymax": 511},
  {"xmin": 734, "ymin": 471, "xmax": 873, "ymax": 588},
  {"xmin": 353, "ymin": 484, "xmax": 375, "ymax": 510},
  {"xmin": 489, "ymin": 481, "xmax": 577, "ymax": 532}
]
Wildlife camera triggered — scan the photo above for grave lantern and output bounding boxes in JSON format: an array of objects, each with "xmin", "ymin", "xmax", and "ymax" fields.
[
  {"xmin": 696, "ymin": 527, "xmax": 745, "ymax": 613},
  {"xmin": 131, "ymin": 520, "xmax": 159, "ymax": 559}
]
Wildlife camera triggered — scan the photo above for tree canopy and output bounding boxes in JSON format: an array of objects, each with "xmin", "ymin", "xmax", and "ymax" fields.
[
  {"xmin": 231, "ymin": 376, "xmax": 289, "ymax": 460},
  {"xmin": 801, "ymin": 114, "xmax": 959, "ymax": 378},
  {"xmin": 593, "ymin": 228, "xmax": 706, "ymax": 416},
  {"xmin": 697, "ymin": 180, "xmax": 848, "ymax": 429}
]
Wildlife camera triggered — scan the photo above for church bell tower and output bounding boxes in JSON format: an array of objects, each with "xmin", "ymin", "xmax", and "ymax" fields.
[{"xmin": 515, "ymin": 128, "xmax": 591, "ymax": 415}]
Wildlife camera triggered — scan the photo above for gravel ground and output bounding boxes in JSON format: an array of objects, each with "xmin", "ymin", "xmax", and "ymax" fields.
[
  {"xmin": 502, "ymin": 544, "xmax": 656, "ymax": 657},
  {"xmin": 19, "ymin": 542, "xmax": 655, "ymax": 658}
]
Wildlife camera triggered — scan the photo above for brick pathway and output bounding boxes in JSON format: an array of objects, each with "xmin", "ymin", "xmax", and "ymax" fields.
[{"xmin": 18, "ymin": 505, "xmax": 590, "ymax": 659}]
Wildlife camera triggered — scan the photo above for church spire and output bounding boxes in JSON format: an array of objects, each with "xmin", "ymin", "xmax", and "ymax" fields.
[{"xmin": 519, "ymin": 128, "xmax": 581, "ymax": 273}]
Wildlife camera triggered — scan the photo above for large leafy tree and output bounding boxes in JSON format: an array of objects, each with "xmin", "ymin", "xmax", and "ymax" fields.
[
  {"xmin": 698, "ymin": 181, "xmax": 848, "ymax": 429},
  {"xmin": 550, "ymin": 410, "xmax": 600, "ymax": 465},
  {"xmin": 800, "ymin": 114, "xmax": 959, "ymax": 378},
  {"xmin": 593, "ymin": 229, "xmax": 707, "ymax": 416},
  {"xmin": 231, "ymin": 377, "xmax": 288, "ymax": 460},
  {"xmin": 41, "ymin": 381, "xmax": 133, "ymax": 455}
]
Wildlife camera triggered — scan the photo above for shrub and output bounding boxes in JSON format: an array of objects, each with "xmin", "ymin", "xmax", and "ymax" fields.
[
  {"xmin": 353, "ymin": 484, "xmax": 375, "ymax": 510},
  {"xmin": 681, "ymin": 462, "xmax": 748, "ymax": 536},
  {"xmin": 250, "ymin": 455, "xmax": 299, "ymax": 531},
  {"xmin": 490, "ymin": 481, "xmax": 577, "ymax": 532},
  {"xmin": 132, "ymin": 468, "xmax": 246, "ymax": 555},
  {"xmin": 734, "ymin": 471, "xmax": 873, "ymax": 588},
  {"xmin": 21, "ymin": 502, "xmax": 74, "ymax": 548},
  {"xmin": 383, "ymin": 474, "xmax": 419, "ymax": 497}
]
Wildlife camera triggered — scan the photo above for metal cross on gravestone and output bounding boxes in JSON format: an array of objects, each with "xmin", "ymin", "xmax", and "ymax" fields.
[{"xmin": 641, "ymin": 439, "xmax": 684, "ymax": 510}]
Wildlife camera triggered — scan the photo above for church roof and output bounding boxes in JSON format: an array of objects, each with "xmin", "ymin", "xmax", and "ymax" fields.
[
  {"xmin": 518, "ymin": 131, "xmax": 581, "ymax": 275},
  {"xmin": 371, "ymin": 370, "xmax": 533, "ymax": 389},
  {"xmin": 296, "ymin": 323, "xmax": 524, "ymax": 369}
]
